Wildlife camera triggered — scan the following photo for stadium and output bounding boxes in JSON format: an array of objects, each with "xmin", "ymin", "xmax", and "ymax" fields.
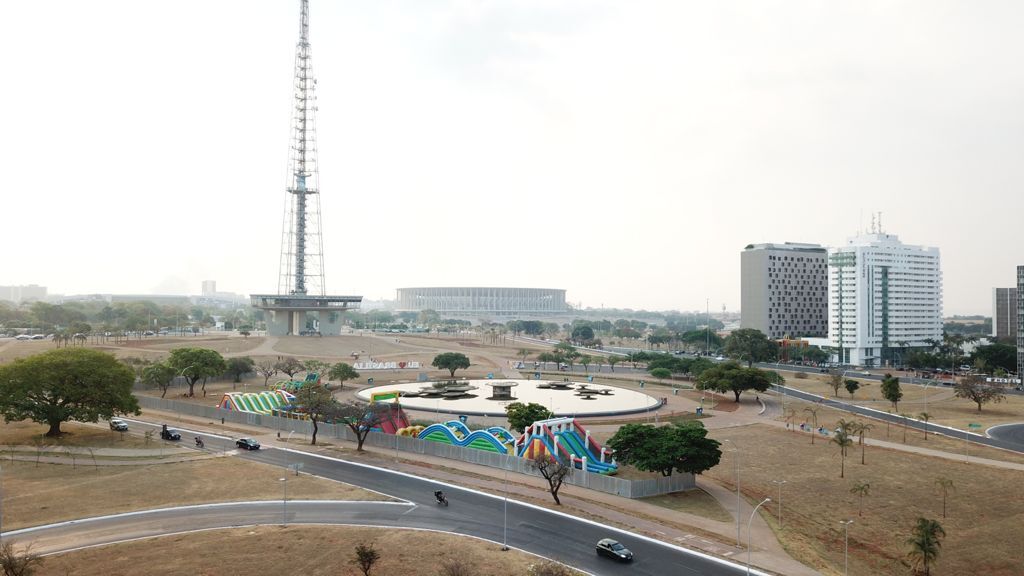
[{"xmin": 396, "ymin": 287, "xmax": 568, "ymax": 318}]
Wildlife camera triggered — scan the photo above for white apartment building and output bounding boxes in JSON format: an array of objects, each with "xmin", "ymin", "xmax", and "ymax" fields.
[
  {"xmin": 741, "ymin": 242, "xmax": 828, "ymax": 339},
  {"xmin": 828, "ymin": 233, "xmax": 942, "ymax": 367}
]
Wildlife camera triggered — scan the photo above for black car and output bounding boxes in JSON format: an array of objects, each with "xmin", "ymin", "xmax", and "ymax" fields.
[
  {"xmin": 596, "ymin": 538, "xmax": 633, "ymax": 562},
  {"xmin": 236, "ymin": 438, "xmax": 261, "ymax": 450},
  {"xmin": 160, "ymin": 427, "xmax": 181, "ymax": 441}
]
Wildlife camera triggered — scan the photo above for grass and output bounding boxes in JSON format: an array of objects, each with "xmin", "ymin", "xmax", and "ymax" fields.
[
  {"xmin": 36, "ymin": 526, "xmax": 573, "ymax": 576},
  {"xmin": 3, "ymin": 457, "xmax": 388, "ymax": 530},
  {"xmin": 640, "ymin": 489, "xmax": 733, "ymax": 523},
  {"xmin": 705, "ymin": 423, "xmax": 1024, "ymax": 576},
  {"xmin": 1, "ymin": 419, "xmax": 184, "ymax": 451}
]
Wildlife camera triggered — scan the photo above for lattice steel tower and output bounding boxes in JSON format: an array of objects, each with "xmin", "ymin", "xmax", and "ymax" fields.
[
  {"xmin": 251, "ymin": 0, "xmax": 361, "ymax": 336},
  {"xmin": 279, "ymin": 0, "xmax": 323, "ymax": 296}
]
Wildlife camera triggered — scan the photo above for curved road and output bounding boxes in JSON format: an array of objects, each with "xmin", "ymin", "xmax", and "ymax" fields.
[{"xmin": 9, "ymin": 434, "xmax": 775, "ymax": 576}]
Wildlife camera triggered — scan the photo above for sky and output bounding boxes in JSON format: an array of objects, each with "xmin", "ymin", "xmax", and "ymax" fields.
[{"xmin": 2, "ymin": 0, "xmax": 1022, "ymax": 315}]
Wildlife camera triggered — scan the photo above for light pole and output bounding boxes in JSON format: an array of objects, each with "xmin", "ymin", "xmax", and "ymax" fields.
[
  {"xmin": 771, "ymin": 479, "xmax": 786, "ymax": 527},
  {"xmin": 746, "ymin": 497, "xmax": 771, "ymax": 575},
  {"xmin": 705, "ymin": 298, "xmax": 710, "ymax": 356},
  {"xmin": 177, "ymin": 364, "xmax": 196, "ymax": 394},
  {"xmin": 279, "ymin": 477, "xmax": 288, "ymax": 526},
  {"xmin": 502, "ymin": 452, "xmax": 511, "ymax": 551},
  {"xmin": 723, "ymin": 439, "xmax": 741, "ymax": 546},
  {"xmin": 839, "ymin": 519, "xmax": 854, "ymax": 576},
  {"xmin": 286, "ymin": 430, "xmax": 295, "ymax": 474}
]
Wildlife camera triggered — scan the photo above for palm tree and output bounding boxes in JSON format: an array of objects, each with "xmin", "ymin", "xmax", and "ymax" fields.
[
  {"xmin": 906, "ymin": 517, "xmax": 946, "ymax": 576},
  {"xmin": 831, "ymin": 428, "xmax": 854, "ymax": 478},
  {"xmin": 783, "ymin": 408, "xmax": 797, "ymax": 432},
  {"xmin": 935, "ymin": 477, "xmax": 954, "ymax": 519},
  {"xmin": 900, "ymin": 413, "xmax": 912, "ymax": 443},
  {"xmin": 919, "ymin": 412, "xmax": 932, "ymax": 440},
  {"xmin": 850, "ymin": 481, "xmax": 870, "ymax": 516},
  {"xmin": 803, "ymin": 406, "xmax": 820, "ymax": 445},
  {"xmin": 850, "ymin": 421, "xmax": 874, "ymax": 464}
]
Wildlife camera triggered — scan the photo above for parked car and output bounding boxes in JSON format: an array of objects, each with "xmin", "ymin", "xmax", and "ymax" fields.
[
  {"xmin": 596, "ymin": 538, "xmax": 633, "ymax": 562},
  {"xmin": 109, "ymin": 418, "xmax": 129, "ymax": 431},
  {"xmin": 31, "ymin": 334, "xmax": 46, "ymax": 340},
  {"xmin": 236, "ymin": 438, "xmax": 261, "ymax": 450},
  {"xmin": 15, "ymin": 335, "xmax": 32, "ymax": 341},
  {"xmin": 160, "ymin": 426, "xmax": 181, "ymax": 441}
]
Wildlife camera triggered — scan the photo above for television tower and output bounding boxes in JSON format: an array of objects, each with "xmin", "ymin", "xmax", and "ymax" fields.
[
  {"xmin": 252, "ymin": 0, "xmax": 361, "ymax": 336},
  {"xmin": 279, "ymin": 0, "xmax": 323, "ymax": 296}
]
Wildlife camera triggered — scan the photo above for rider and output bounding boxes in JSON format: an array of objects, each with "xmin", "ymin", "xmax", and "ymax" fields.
[
  {"xmin": 434, "ymin": 490, "xmax": 445, "ymax": 502},
  {"xmin": 194, "ymin": 436, "xmax": 204, "ymax": 447}
]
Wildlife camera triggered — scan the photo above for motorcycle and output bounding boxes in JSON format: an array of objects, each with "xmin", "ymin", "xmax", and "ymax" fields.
[
  {"xmin": 434, "ymin": 490, "xmax": 448, "ymax": 506},
  {"xmin": 194, "ymin": 437, "xmax": 205, "ymax": 449}
]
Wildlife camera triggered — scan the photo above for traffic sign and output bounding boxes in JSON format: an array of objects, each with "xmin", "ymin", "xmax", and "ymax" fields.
[{"xmin": 968, "ymin": 423, "xmax": 982, "ymax": 429}]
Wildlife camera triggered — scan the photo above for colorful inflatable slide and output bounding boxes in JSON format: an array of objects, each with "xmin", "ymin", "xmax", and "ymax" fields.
[
  {"xmin": 368, "ymin": 390, "xmax": 412, "ymax": 434},
  {"xmin": 218, "ymin": 390, "xmax": 297, "ymax": 415},
  {"xmin": 517, "ymin": 417, "xmax": 617, "ymax": 474},
  {"xmin": 417, "ymin": 420, "xmax": 516, "ymax": 453}
]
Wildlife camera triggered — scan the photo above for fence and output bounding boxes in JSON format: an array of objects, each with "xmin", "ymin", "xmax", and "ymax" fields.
[{"xmin": 136, "ymin": 396, "xmax": 694, "ymax": 498}]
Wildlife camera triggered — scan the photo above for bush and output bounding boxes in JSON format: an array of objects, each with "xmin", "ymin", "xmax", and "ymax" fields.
[
  {"xmin": 527, "ymin": 561, "xmax": 575, "ymax": 576},
  {"xmin": 794, "ymin": 372, "xmax": 808, "ymax": 379}
]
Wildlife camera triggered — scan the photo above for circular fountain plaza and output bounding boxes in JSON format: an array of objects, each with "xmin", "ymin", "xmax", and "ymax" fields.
[{"xmin": 357, "ymin": 378, "xmax": 661, "ymax": 417}]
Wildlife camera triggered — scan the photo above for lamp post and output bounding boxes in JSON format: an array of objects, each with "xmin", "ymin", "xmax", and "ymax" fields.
[
  {"xmin": 723, "ymin": 439, "xmax": 741, "ymax": 546},
  {"xmin": 286, "ymin": 430, "xmax": 295, "ymax": 474},
  {"xmin": 746, "ymin": 497, "xmax": 771, "ymax": 575},
  {"xmin": 839, "ymin": 519, "xmax": 854, "ymax": 576},
  {"xmin": 502, "ymin": 452, "xmax": 511, "ymax": 551},
  {"xmin": 279, "ymin": 477, "xmax": 288, "ymax": 526},
  {"xmin": 177, "ymin": 364, "xmax": 196, "ymax": 394},
  {"xmin": 771, "ymin": 479, "xmax": 786, "ymax": 527}
]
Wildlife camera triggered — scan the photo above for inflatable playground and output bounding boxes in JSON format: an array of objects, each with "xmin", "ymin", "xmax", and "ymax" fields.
[
  {"xmin": 368, "ymin": 390, "xmax": 412, "ymax": 434},
  {"xmin": 275, "ymin": 372, "xmax": 321, "ymax": 392},
  {"xmin": 218, "ymin": 389, "xmax": 297, "ymax": 415}
]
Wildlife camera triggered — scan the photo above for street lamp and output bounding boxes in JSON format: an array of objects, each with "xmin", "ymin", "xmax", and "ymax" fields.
[
  {"xmin": 286, "ymin": 430, "xmax": 295, "ymax": 474},
  {"xmin": 502, "ymin": 451, "xmax": 511, "ymax": 551},
  {"xmin": 746, "ymin": 497, "xmax": 771, "ymax": 575},
  {"xmin": 839, "ymin": 519, "xmax": 854, "ymax": 576},
  {"xmin": 723, "ymin": 439, "xmax": 741, "ymax": 547},
  {"xmin": 771, "ymin": 479, "xmax": 786, "ymax": 528},
  {"xmin": 177, "ymin": 364, "xmax": 196, "ymax": 394},
  {"xmin": 279, "ymin": 477, "xmax": 288, "ymax": 526}
]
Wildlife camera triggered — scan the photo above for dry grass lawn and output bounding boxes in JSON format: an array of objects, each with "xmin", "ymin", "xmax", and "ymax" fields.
[
  {"xmin": 37, "ymin": 526, "xmax": 567, "ymax": 576},
  {"xmin": 640, "ymin": 489, "xmax": 733, "ymax": 523},
  {"xmin": 706, "ymin": 423, "xmax": 1024, "ymax": 576},
  {"xmin": 3, "ymin": 457, "xmax": 388, "ymax": 530}
]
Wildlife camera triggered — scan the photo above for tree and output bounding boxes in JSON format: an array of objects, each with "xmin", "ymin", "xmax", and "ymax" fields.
[
  {"xmin": 352, "ymin": 543, "xmax": 380, "ymax": 576},
  {"xmin": 517, "ymin": 348, "xmax": 532, "ymax": 363},
  {"xmin": 553, "ymin": 342, "xmax": 580, "ymax": 370},
  {"xmin": 935, "ymin": 477, "xmax": 954, "ymax": 519},
  {"xmin": 295, "ymin": 384, "xmax": 339, "ymax": 445},
  {"xmin": 335, "ymin": 402, "xmax": 391, "ymax": 451},
  {"xmin": 256, "ymin": 360, "xmax": 279, "ymax": 387},
  {"xmin": 142, "ymin": 361, "xmax": 177, "ymax": 398},
  {"xmin": 431, "ymin": 352, "xmax": 471, "ymax": 378},
  {"xmin": 827, "ymin": 370, "xmax": 844, "ymax": 397},
  {"xmin": 303, "ymin": 359, "xmax": 330, "ymax": 377},
  {"xmin": 531, "ymin": 453, "xmax": 571, "ymax": 505},
  {"xmin": 225, "ymin": 356, "xmax": 255, "ymax": 385},
  {"xmin": 954, "ymin": 375, "xmax": 1006, "ymax": 412},
  {"xmin": 650, "ymin": 367, "xmax": 671, "ymax": 381},
  {"xmin": 850, "ymin": 421, "xmax": 874, "ymax": 464},
  {"xmin": 607, "ymin": 421, "xmax": 722, "ymax": 477},
  {"xmin": 722, "ymin": 328, "xmax": 778, "ymax": 367},
  {"xmin": 0, "ymin": 349, "xmax": 139, "ymax": 437},
  {"xmin": 880, "ymin": 373, "xmax": 903, "ymax": 411},
  {"xmin": 0, "ymin": 541, "xmax": 43, "ymax": 576},
  {"xmin": 844, "ymin": 379, "xmax": 861, "ymax": 398},
  {"xmin": 607, "ymin": 356, "xmax": 620, "ymax": 372},
  {"xmin": 695, "ymin": 361, "xmax": 772, "ymax": 403},
  {"xmin": 850, "ymin": 481, "xmax": 870, "ymax": 517},
  {"xmin": 579, "ymin": 354, "xmax": 592, "ymax": 373},
  {"xmin": 969, "ymin": 343, "xmax": 1017, "ymax": 374},
  {"xmin": 831, "ymin": 427, "xmax": 854, "ymax": 478},
  {"xmin": 803, "ymin": 406, "xmax": 820, "ymax": 445},
  {"xmin": 571, "ymin": 325, "xmax": 594, "ymax": 343},
  {"xmin": 275, "ymin": 357, "xmax": 305, "ymax": 379},
  {"xmin": 165, "ymin": 348, "xmax": 226, "ymax": 397},
  {"xmin": 919, "ymin": 412, "xmax": 932, "ymax": 440},
  {"xmin": 327, "ymin": 362, "xmax": 360, "ymax": 389},
  {"xmin": 906, "ymin": 517, "xmax": 946, "ymax": 576},
  {"xmin": 505, "ymin": 402, "xmax": 553, "ymax": 433}
]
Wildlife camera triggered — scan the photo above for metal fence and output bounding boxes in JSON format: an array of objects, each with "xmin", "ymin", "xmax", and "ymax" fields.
[{"xmin": 136, "ymin": 396, "xmax": 694, "ymax": 498}]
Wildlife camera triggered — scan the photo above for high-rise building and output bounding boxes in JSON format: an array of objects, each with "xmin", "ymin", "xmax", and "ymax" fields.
[
  {"xmin": 828, "ymin": 232, "xmax": 942, "ymax": 367},
  {"xmin": 202, "ymin": 280, "xmax": 217, "ymax": 296},
  {"xmin": 1017, "ymin": 266, "xmax": 1024, "ymax": 379},
  {"xmin": 740, "ymin": 243, "xmax": 828, "ymax": 339},
  {"xmin": 992, "ymin": 287, "xmax": 1018, "ymax": 339},
  {"xmin": 0, "ymin": 284, "xmax": 47, "ymax": 303}
]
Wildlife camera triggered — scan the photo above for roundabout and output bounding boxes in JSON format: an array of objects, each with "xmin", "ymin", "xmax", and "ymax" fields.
[{"xmin": 356, "ymin": 379, "xmax": 662, "ymax": 417}]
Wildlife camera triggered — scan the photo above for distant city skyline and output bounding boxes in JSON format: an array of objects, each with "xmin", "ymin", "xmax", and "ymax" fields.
[{"xmin": 3, "ymin": 1, "xmax": 1022, "ymax": 315}]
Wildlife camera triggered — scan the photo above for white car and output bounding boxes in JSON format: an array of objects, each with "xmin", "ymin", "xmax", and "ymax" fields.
[
  {"xmin": 109, "ymin": 418, "xmax": 129, "ymax": 431},
  {"xmin": 15, "ymin": 335, "xmax": 32, "ymax": 341}
]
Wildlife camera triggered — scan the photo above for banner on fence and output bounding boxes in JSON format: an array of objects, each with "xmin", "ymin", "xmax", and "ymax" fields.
[{"xmin": 354, "ymin": 361, "xmax": 421, "ymax": 370}]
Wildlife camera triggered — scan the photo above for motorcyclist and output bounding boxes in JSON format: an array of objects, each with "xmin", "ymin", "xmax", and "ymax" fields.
[
  {"xmin": 434, "ymin": 490, "xmax": 446, "ymax": 503},
  {"xmin": 195, "ymin": 437, "xmax": 204, "ymax": 448}
]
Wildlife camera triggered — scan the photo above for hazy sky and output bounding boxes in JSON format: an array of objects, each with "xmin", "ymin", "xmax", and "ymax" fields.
[{"xmin": 2, "ymin": 1, "xmax": 1022, "ymax": 315}]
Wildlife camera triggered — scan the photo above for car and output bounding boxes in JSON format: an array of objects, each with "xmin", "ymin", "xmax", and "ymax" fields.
[
  {"xmin": 15, "ymin": 334, "xmax": 31, "ymax": 341},
  {"xmin": 109, "ymin": 418, "xmax": 129, "ymax": 432},
  {"xmin": 160, "ymin": 427, "xmax": 181, "ymax": 441},
  {"xmin": 236, "ymin": 438, "xmax": 261, "ymax": 450},
  {"xmin": 143, "ymin": 330, "xmax": 155, "ymax": 336},
  {"xmin": 31, "ymin": 334, "xmax": 46, "ymax": 340},
  {"xmin": 715, "ymin": 355, "xmax": 725, "ymax": 361},
  {"xmin": 596, "ymin": 538, "xmax": 633, "ymax": 562}
]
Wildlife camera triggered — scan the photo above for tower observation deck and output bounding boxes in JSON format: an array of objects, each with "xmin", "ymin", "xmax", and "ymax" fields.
[{"xmin": 251, "ymin": 0, "xmax": 361, "ymax": 336}]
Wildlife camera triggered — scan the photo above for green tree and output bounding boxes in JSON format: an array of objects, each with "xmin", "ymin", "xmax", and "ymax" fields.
[
  {"xmin": 850, "ymin": 421, "xmax": 874, "ymax": 465},
  {"xmin": 571, "ymin": 325, "xmax": 594, "ymax": 343},
  {"xmin": 352, "ymin": 543, "xmax": 381, "ymax": 576},
  {"xmin": 579, "ymin": 354, "xmax": 593, "ymax": 373},
  {"xmin": 831, "ymin": 427, "xmax": 854, "ymax": 478},
  {"xmin": 294, "ymin": 383, "xmax": 339, "ymax": 445},
  {"xmin": 906, "ymin": 517, "xmax": 946, "ymax": 576},
  {"xmin": 607, "ymin": 355, "xmax": 621, "ymax": 372},
  {"xmin": 431, "ymin": 352, "xmax": 471, "ymax": 378},
  {"xmin": 327, "ymin": 362, "xmax": 360, "ymax": 389},
  {"xmin": 722, "ymin": 328, "xmax": 778, "ymax": 367},
  {"xmin": 553, "ymin": 342, "xmax": 580, "ymax": 370},
  {"xmin": 650, "ymin": 367, "xmax": 671, "ymax": 381},
  {"xmin": 607, "ymin": 421, "xmax": 722, "ymax": 477},
  {"xmin": 954, "ymin": 374, "xmax": 1006, "ymax": 412},
  {"xmin": 850, "ymin": 481, "xmax": 870, "ymax": 516},
  {"xmin": 695, "ymin": 361, "xmax": 772, "ymax": 403},
  {"xmin": 225, "ymin": 356, "xmax": 255, "ymax": 385},
  {"xmin": 969, "ymin": 343, "xmax": 1017, "ymax": 373},
  {"xmin": 505, "ymin": 402, "xmax": 554, "ymax": 433},
  {"xmin": 0, "ymin": 349, "xmax": 139, "ymax": 437},
  {"xmin": 935, "ymin": 477, "xmax": 954, "ymax": 519},
  {"xmin": 517, "ymin": 348, "xmax": 532, "ymax": 363},
  {"xmin": 167, "ymin": 347, "xmax": 227, "ymax": 397},
  {"xmin": 844, "ymin": 379, "xmax": 861, "ymax": 397},
  {"xmin": 880, "ymin": 373, "xmax": 903, "ymax": 411},
  {"xmin": 142, "ymin": 361, "xmax": 177, "ymax": 398},
  {"xmin": 919, "ymin": 412, "xmax": 932, "ymax": 439}
]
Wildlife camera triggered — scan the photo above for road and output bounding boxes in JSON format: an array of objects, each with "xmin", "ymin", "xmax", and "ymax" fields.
[{"xmin": 9, "ymin": 422, "xmax": 774, "ymax": 576}]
